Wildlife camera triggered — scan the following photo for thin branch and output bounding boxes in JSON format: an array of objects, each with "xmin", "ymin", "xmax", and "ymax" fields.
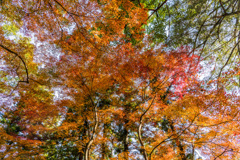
[
  {"xmin": 52, "ymin": 0, "xmax": 101, "ymax": 52},
  {"xmin": 218, "ymin": 39, "xmax": 240, "ymax": 78},
  {"xmin": 214, "ymin": 146, "xmax": 229, "ymax": 160},
  {"xmin": 137, "ymin": 95, "xmax": 157, "ymax": 160},
  {"xmin": 48, "ymin": 2, "xmax": 64, "ymax": 43},
  {"xmin": 137, "ymin": 0, "xmax": 142, "ymax": 8},
  {"xmin": 196, "ymin": 111, "xmax": 239, "ymax": 127},
  {"xmin": 147, "ymin": 0, "xmax": 168, "ymax": 21},
  {"xmin": 0, "ymin": 44, "xmax": 29, "ymax": 83},
  {"xmin": 219, "ymin": 0, "xmax": 227, "ymax": 14},
  {"xmin": 7, "ymin": 82, "xmax": 19, "ymax": 97},
  {"xmin": 149, "ymin": 113, "xmax": 199, "ymax": 159}
]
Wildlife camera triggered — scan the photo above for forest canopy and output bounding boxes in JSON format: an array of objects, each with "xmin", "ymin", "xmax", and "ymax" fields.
[{"xmin": 0, "ymin": 0, "xmax": 240, "ymax": 160}]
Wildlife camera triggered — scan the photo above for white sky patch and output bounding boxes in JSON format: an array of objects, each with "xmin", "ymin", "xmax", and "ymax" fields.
[{"xmin": 198, "ymin": 60, "xmax": 215, "ymax": 81}]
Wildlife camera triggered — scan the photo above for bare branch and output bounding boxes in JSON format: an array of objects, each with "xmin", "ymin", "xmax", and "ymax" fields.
[
  {"xmin": 147, "ymin": 0, "xmax": 168, "ymax": 21},
  {"xmin": 0, "ymin": 44, "xmax": 29, "ymax": 83}
]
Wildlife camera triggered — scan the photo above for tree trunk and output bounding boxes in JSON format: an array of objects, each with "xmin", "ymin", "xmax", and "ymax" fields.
[{"xmin": 169, "ymin": 122, "xmax": 186, "ymax": 160}]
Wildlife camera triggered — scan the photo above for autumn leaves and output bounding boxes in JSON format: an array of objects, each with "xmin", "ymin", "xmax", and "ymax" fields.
[{"xmin": 0, "ymin": 0, "xmax": 240, "ymax": 159}]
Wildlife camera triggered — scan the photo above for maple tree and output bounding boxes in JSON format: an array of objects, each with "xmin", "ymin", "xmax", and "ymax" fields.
[
  {"xmin": 0, "ymin": 0, "xmax": 240, "ymax": 160},
  {"xmin": 144, "ymin": 0, "xmax": 240, "ymax": 79}
]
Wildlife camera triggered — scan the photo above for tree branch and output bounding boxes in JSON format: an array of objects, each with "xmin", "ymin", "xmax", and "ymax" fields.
[
  {"xmin": 0, "ymin": 44, "xmax": 29, "ymax": 83},
  {"xmin": 147, "ymin": 0, "xmax": 168, "ymax": 21}
]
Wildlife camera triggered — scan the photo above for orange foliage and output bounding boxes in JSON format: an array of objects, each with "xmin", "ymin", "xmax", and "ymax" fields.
[{"xmin": 0, "ymin": 0, "xmax": 239, "ymax": 160}]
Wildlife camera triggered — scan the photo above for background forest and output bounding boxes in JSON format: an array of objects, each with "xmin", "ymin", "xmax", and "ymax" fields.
[{"xmin": 0, "ymin": 0, "xmax": 240, "ymax": 159}]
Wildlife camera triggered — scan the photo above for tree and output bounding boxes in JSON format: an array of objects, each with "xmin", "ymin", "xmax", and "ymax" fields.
[
  {"xmin": 142, "ymin": 0, "xmax": 240, "ymax": 78},
  {"xmin": 0, "ymin": 0, "xmax": 240, "ymax": 160}
]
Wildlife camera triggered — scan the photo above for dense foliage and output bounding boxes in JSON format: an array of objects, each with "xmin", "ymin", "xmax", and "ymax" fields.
[{"xmin": 0, "ymin": 0, "xmax": 240, "ymax": 159}]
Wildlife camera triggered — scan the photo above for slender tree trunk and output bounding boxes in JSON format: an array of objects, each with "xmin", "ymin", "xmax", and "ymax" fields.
[
  {"xmin": 191, "ymin": 144, "xmax": 195, "ymax": 160},
  {"xmin": 101, "ymin": 124, "xmax": 107, "ymax": 160},
  {"xmin": 84, "ymin": 106, "xmax": 99, "ymax": 160},
  {"xmin": 122, "ymin": 106, "xmax": 130, "ymax": 159},
  {"xmin": 138, "ymin": 96, "xmax": 157, "ymax": 160},
  {"xmin": 84, "ymin": 141, "xmax": 92, "ymax": 160},
  {"xmin": 169, "ymin": 122, "xmax": 186, "ymax": 160},
  {"xmin": 123, "ymin": 127, "xmax": 129, "ymax": 160},
  {"xmin": 79, "ymin": 152, "xmax": 84, "ymax": 160},
  {"xmin": 138, "ymin": 120, "xmax": 148, "ymax": 160},
  {"xmin": 101, "ymin": 143, "xmax": 106, "ymax": 160}
]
